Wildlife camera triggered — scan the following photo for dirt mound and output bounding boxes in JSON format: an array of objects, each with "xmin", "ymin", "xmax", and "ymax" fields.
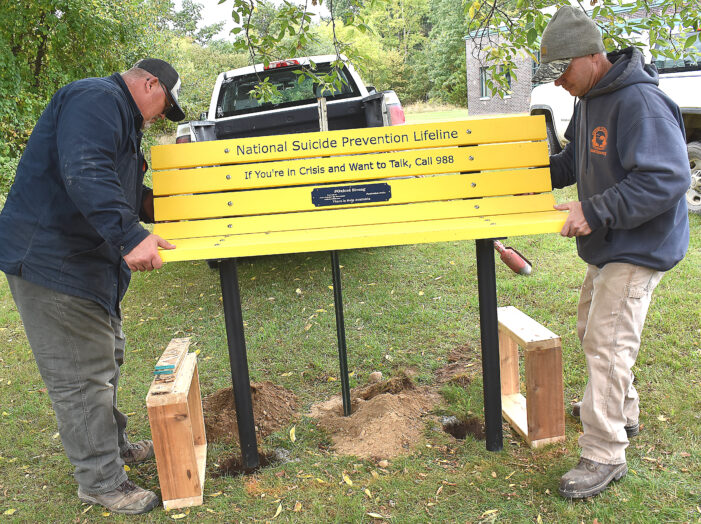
[
  {"xmin": 203, "ymin": 381, "xmax": 297, "ymax": 444},
  {"xmin": 309, "ymin": 374, "xmax": 441, "ymax": 460},
  {"xmin": 435, "ymin": 342, "xmax": 481, "ymax": 385}
]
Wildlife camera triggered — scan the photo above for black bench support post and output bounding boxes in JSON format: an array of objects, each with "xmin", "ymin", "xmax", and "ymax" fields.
[
  {"xmin": 475, "ymin": 239, "xmax": 504, "ymax": 452},
  {"xmin": 331, "ymin": 251, "xmax": 352, "ymax": 416},
  {"xmin": 219, "ymin": 258, "xmax": 260, "ymax": 469}
]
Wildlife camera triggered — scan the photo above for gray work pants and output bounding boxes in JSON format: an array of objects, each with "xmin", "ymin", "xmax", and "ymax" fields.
[{"xmin": 7, "ymin": 274, "xmax": 129, "ymax": 494}]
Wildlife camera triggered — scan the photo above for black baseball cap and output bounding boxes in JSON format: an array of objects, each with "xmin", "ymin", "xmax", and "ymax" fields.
[{"xmin": 134, "ymin": 58, "xmax": 185, "ymax": 122}]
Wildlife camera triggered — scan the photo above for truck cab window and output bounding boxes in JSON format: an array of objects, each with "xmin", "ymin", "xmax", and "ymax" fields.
[{"xmin": 216, "ymin": 64, "xmax": 358, "ymax": 118}]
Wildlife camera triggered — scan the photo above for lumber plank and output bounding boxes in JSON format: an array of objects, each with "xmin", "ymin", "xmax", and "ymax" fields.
[
  {"xmin": 499, "ymin": 329, "xmax": 520, "ymax": 396},
  {"xmin": 154, "ymin": 192, "xmax": 556, "ymax": 239},
  {"xmin": 147, "ymin": 352, "xmax": 206, "ymax": 509},
  {"xmin": 497, "ymin": 306, "xmax": 560, "ymax": 351},
  {"xmin": 152, "ymin": 141, "xmax": 548, "ymax": 196},
  {"xmin": 526, "ymin": 345, "xmax": 565, "ymax": 441},
  {"xmin": 147, "ymin": 338, "xmax": 190, "ymax": 396},
  {"xmin": 155, "ymin": 210, "xmax": 566, "ymax": 263},
  {"xmin": 154, "ymin": 169, "xmax": 553, "ymax": 222},
  {"xmin": 151, "ymin": 115, "xmax": 548, "ymax": 170},
  {"xmin": 502, "ymin": 393, "xmax": 528, "ymax": 442}
]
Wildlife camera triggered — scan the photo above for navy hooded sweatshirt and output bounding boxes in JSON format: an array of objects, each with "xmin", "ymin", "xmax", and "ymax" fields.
[{"xmin": 550, "ymin": 47, "xmax": 689, "ymax": 271}]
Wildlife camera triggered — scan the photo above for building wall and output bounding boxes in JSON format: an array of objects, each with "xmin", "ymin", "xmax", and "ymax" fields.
[{"xmin": 464, "ymin": 36, "xmax": 534, "ymax": 115}]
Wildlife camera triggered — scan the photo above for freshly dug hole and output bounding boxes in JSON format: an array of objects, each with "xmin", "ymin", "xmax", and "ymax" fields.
[{"xmin": 309, "ymin": 373, "xmax": 441, "ymax": 460}]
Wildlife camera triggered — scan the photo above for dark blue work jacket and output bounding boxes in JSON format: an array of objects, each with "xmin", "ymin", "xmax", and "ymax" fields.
[{"xmin": 0, "ymin": 74, "xmax": 151, "ymax": 317}]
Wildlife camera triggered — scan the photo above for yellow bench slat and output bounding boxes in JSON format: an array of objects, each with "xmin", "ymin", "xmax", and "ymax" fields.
[
  {"xmin": 153, "ymin": 141, "xmax": 548, "ymax": 196},
  {"xmin": 151, "ymin": 115, "xmax": 547, "ymax": 170},
  {"xmin": 154, "ymin": 165, "xmax": 552, "ymax": 222},
  {"xmin": 156, "ymin": 210, "xmax": 566, "ymax": 262},
  {"xmin": 153, "ymin": 193, "xmax": 557, "ymax": 240}
]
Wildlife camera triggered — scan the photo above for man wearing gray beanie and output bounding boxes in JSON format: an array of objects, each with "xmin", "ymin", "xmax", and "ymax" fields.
[{"xmin": 533, "ymin": 6, "xmax": 689, "ymax": 499}]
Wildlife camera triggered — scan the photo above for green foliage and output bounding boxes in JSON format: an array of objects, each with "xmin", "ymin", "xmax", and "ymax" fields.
[
  {"xmin": 166, "ymin": 37, "xmax": 248, "ymax": 120},
  {"xmin": 0, "ymin": 0, "xmax": 172, "ymax": 163},
  {"xmin": 425, "ymin": 0, "xmax": 469, "ymax": 105},
  {"xmin": 226, "ymin": 0, "xmax": 375, "ymax": 101},
  {"xmin": 171, "ymin": 0, "xmax": 225, "ymax": 45},
  {"xmin": 359, "ymin": 0, "xmax": 432, "ymax": 103},
  {"xmin": 0, "ymin": 155, "xmax": 19, "ymax": 200},
  {"xmin": 464, "ymin": 0, "xmax": 701, "ymax": 97}
]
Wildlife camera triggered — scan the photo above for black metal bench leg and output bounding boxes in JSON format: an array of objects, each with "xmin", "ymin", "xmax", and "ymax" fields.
[
  {"xmin": 219, "ymin": 258, "xmax": 260, "ymax": 469},
  {"xmin": 331, "ymin": 251, "xmax": 352, "ymax": 416},
  {"xmin": 475, "ymin": 239, "xmax": 504, "ymax": 452}
]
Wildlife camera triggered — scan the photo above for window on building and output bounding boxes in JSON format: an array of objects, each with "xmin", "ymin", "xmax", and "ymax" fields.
[
  {"xmin": 479, "ymin": 66, "xmax": 489, "ymax": 98},
  {"xmin": 532, "ymin": 51, "xmax": 541, "ymax": 78},
  {"xmin": 479, "ymin": 65, "xmax": 511, "ymax": 98}
]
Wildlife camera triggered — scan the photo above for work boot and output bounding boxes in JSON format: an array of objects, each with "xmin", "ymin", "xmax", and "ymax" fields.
[
  {"xmin": 571, "ymin": 402, "xmax": 640, "ymax": 438},
  {"xmin": 78, "ymin": 479, "xmax": 159, "ymax": 514},
  {"xmin": 559, "ymin": 458, "xmax": 627, "ymax": 499},
  {"xmin": 120, "ymin": 439, "xmax": 155, "ymax": 465}
]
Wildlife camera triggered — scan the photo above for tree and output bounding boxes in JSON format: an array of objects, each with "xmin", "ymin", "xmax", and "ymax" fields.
[
  {"xmin": 352, "ymin": 0, "xmax": 431, "ymax": 103},
  {"xmin": 171, "ymin": 0, "xmax": 225, "ymax": 45},
  {"xmin": 425, "ymin": 0, "xmax": 469, "ymax": 105},
  {"xmin": 464, "ymin": 0, "xmax": 701, "ymax": 96},
  {"xmin": 1, "ymin": 0, "xmax": 167, "ymax": 96}
]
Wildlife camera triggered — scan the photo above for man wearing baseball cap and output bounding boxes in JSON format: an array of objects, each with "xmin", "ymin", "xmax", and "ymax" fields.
[
  {"xmin": 0, "ymin": 58, "xmax": 185, "ymax": 513},
  {"xmin": 534, "ymin": 7, "xmax": 689, "ymax": 499}
]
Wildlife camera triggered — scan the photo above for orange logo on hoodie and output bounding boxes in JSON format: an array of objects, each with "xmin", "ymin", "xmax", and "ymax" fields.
[{"xmin": 591, "ymin": 126, "xmax": 608, "ymax": 156}]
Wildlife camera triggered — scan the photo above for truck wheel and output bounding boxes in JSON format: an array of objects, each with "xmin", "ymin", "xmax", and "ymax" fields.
[
  {"xmin": 546, "ymin": 118, "xmax": 562, "ymax": 155},
  {"xmin": 688, "ymin": 141, "xmax": 701, "ymax": 215}
]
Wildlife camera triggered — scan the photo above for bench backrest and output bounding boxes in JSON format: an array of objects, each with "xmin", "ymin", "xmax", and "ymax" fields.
[{"xmin": 150, "ymin": 114, "xmax": 565, "ymax": 262}]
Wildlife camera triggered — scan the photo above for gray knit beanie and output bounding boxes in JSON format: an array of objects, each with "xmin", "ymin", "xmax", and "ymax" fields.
[{"xmin": 532, "ymin": 6, "xmax": 605, "ymax": 83}]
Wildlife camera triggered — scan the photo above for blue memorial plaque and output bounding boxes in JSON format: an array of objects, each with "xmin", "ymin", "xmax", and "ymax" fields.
[{"xmin": 311, "ymin": 183, "xmax": 392, "ymax": 207}]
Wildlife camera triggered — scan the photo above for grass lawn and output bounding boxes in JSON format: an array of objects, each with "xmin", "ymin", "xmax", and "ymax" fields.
[{"xmin": 1, "ymin": 112, "xmax": 700, "ymax": 522}]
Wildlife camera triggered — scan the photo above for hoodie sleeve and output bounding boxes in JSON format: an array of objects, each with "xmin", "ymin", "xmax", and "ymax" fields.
[{"xmin": 581, "ymin": 103, "xmax": 690, "ymax": 231}]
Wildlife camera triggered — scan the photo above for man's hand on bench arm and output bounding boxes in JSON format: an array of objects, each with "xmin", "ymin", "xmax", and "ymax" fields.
[
  {"xmin": 554, "ymin": 201, "xmax": 592, "ymax": 237},
  {"xmin": 124, "ymin": 234, "xmax": 176, "ymax": 272}
]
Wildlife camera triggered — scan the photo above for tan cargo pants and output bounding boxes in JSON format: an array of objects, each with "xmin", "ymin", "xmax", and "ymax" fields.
[{"xmin": 576, "ymin": 262, "xmax": 664, "ymax": 465}]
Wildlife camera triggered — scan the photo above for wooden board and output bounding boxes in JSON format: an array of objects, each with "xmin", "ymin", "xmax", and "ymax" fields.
[
  {"xmin": 499, "ymin": 331, "xmax": 520, "ymax": 396},
  {"xmin": 151, "ymin": 115, "xmax": 548, "ymax": 170},
  {"xmin": 147, "ymin": 338, "xmax": 190, "ymax": 396},
  {"xmin": 147, "ymin": 347, "xmax": 207, "ymax": 510},
  {"xmin": 152, "ymin": 142, "xmax": 548, "ymax": 196},
  {"xmin": 497, "ymin": 306, "xmax": 560, "ymax": 351},
  {"xmin": 154, "ymin": 192, "xmax": 556, "ymax": 240},
  {"xmin": 525, "ymin": 346, "xmax": 565, "ymax": 441},
  {"xmin": 154, "ymin": 168, "xmax": 553, "ymax": 221},
  {"xmin": 502, "ymin": 393, "xmax": 565, "ymax": 449},
  {"xmin": 155, "ymin": 209, "xmax": 566, "ymax": 263}
]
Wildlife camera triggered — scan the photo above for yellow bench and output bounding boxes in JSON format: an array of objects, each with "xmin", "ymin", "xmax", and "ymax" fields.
[{"xmin": 150, "ymin": 114, "xmax": 566, "ymax": 467}]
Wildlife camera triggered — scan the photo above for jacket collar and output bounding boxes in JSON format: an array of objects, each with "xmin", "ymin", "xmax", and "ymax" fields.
[{"xmin": 110, "ymin": 72, "xmax": 144, "ymax": 133}]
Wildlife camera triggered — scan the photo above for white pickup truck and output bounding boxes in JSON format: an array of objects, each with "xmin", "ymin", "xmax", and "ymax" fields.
[
  {"xmin": 176, "ymin": 54, "xmax": 404, "ymax": 144},
  {"xmin": 530, "ymin": 47, "xmax": 701, "ymax": 214}
]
